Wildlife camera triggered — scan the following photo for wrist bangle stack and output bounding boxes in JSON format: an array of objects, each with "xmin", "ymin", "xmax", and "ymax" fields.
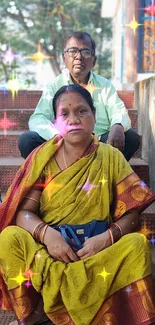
[
  {"xmin": 109, "ymin": 223, "xmax": 122, "ymax": 243},
  {"xmin": 108, "ymin": 229, "xmax": 114, "ymax": 245},
  {"xmin": 40, "ymin": 224, "xmax": 48, "ymax": 244},
  {"xmin": 32, "ymin": 222, "xmax": 47, "ymax": 243}
]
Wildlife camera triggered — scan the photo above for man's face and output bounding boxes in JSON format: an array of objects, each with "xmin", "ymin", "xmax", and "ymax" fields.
[{"xmin": 63, "ymin": 37, "xmax": 96, "ymax": 80}]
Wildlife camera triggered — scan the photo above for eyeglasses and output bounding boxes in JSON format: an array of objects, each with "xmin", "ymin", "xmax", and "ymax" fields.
[{"xmin": 64, "ymin": 47, "xmax": 93, "ymax": 59}]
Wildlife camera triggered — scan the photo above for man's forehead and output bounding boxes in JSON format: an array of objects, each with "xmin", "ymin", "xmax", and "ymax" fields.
[{"xmin": 66, "ymin": 36, "xmax": 92, "ymax": 48}]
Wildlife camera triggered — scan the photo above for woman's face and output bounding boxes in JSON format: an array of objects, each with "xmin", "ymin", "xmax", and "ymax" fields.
[{"xmin": 54, "ymin": 91, "xmax": 95, "ymax": 144}]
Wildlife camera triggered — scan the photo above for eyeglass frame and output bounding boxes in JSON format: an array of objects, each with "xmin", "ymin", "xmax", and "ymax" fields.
[{"xmin": 63, "ymin": 47, "xmax": 95, "ymax": 59}]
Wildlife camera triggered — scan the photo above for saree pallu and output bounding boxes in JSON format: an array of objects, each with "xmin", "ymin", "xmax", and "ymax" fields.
[{"xmin": 0, "ymin": 135, "xmax": 155, "ymax": 324}]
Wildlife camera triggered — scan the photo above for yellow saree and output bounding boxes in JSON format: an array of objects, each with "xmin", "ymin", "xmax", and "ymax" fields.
[{"xmin": 0, "ymin": 135, "xmax": 155, "ymax": 325}]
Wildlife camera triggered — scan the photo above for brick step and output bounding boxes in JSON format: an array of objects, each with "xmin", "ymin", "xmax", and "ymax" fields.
[
  {"xmin": 140, "ymin": 202, "xmax": 155, "ymax": 234},
  {"xmin": 130, "ymin": 158, "xmax": 149, "ymax": 186},
  {"xmin": 0, "ymin": 108, "xmax": 138, "ymax": 132},
  {"xmin": 0, "ymin": 132, "xmax": 142, "ymax": 158},
  {"xmin": 0, "ymin": 157, "xmax": 149, "ymax": 192},
  {"xmin": 0, "ymin": 131, "xmax": 23, "ymax": 157},
  {"xmin": 0, "ymin": 157, "xmax": 24, "ymax": 192},
  {"xmin": 0, "ymin": 90, "xmax": 134, "ymax": 109}
]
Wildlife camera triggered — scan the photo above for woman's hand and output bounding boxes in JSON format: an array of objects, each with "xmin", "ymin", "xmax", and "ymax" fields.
[
  {"xmin": 77, "ymin": 230, "xmax": 112, "ymax": 260},
  {"xmin": 44, "ymin": 227, "xmax": 79, "ymax": 263}
]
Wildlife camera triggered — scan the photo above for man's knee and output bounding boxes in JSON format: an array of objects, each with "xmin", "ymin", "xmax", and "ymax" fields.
[
  {"xmin": 125, "ymin": 129, "xmax": 140, "ymax": 150},
  {"xmin": 18, "ymin": 131, "xmax": 45, "ymax": 159}
]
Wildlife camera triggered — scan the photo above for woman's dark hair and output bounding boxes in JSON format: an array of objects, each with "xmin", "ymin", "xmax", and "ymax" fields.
[
  {"xmin": 64, "ymin": 31, "xmax": 96, "ymax": 55},
  {"xmin": 53, "ymin": 84, "xmax": 96, "ymax": 118}
]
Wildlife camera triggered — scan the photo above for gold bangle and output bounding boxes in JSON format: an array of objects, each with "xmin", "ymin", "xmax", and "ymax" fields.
[
  {"xmin": 40, "ymin": 224, "xmax": 48, "ymax": 244},
  {"xmin": 32, "ymin": 222, "xmax": 46, "ymax": 242},
  {"xmin": 108, "ymin": 229, "xmax": 114, "ymax": 245},
  {"xmin": 25, "ymin": 197, "xmax": 40, "ymax": 204},
  {"xmin": 32, "ymin": 222, "xmax": 43, "ymax": 237},
  {"xmin": 114, "ymin": 222, "xmax": 123, "ymax": 237},
  {"xmin": 110, "ymin": 223, "xmax": 122, "ymax": 243}
]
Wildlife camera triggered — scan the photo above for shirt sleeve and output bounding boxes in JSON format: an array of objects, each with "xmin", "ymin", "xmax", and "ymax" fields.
[
  {"xmin": 29, "ymin": 83, "xmax": 59, "ymax": 140},
  {"xmin": 101, "ymin": 80, "xmax": 131, "ymax": 132}
]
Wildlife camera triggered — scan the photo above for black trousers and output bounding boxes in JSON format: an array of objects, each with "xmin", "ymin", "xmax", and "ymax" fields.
[{"xmin": 18, "ymin": 129, "xmax": 140, "ymax": 161}]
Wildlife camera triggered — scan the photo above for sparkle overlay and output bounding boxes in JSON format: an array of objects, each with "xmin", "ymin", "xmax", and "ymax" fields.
[
  {"xmin": 124, "ymin": 286, "xmax": 132, "ymax": 294},
  {"xmin": 81, "ymin": 179, "xmax": 97, "ymax": 196},
  {"xmin": 2, "ymin": 46, "xmax": 19, "ymax": 66},
  {"xmin": 125, "ymin": 16, "xmax": 143, "ymax": 34},
  {"xmin": 149, "ymin": 236, "xmax": 155, "ymax": 245},
  {"xmin": 0, "ymin": 111, "xmax": 17, "ymax": 135},
  {"xmin": 99, "ymin": 178, "xmax": 108, "ymax": 187},
  {"xmin": 27, "ymin": 43, "xmax": 53, "ymax": 63},
  {"xmin": 24, "ymin": 211, "xmax": 31, "ymax": 221},
  {"xmin": 7, "ymin": 73, "xmax": 22, "ymax": 99},
  {"xmin": 140, "ymin": 0, "xmax": 155, "ymax": 20},
  {"xmin": 98, "ymin": 267, "xmax": 111, "ymax": 281},
  {"xmin": 11, "ymin": 270, "xmax": 28, "ymax": 286},
  {"xmin": 24, "ymin": 280, "xmax": 32, "ymax": 288}
]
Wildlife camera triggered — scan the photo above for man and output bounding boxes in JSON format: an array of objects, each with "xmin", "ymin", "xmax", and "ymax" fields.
[{"xmin": 18, "ymin": 31, "xmax": 139, "ymax": 160}]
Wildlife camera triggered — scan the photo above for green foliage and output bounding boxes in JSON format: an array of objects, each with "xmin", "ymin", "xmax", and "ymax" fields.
[{"xmin": 0, "ymin": 0, "xmax": 112, "ymax": 85}]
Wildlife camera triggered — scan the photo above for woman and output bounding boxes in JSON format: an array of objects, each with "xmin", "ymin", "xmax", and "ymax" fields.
[{"xmin": 0, "ymin": 84, "xmax": 155, "ymax": 325}]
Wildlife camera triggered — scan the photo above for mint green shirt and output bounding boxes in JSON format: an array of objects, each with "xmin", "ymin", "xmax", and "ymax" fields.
[{"xmin": 29, "ymin": 69, "xmax": 131, "ymax": 140}]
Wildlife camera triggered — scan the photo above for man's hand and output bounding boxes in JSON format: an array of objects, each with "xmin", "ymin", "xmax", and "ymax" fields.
[
  {"xmin": 107, "ymin": 124, "xmax": 125, "ymax": 152},
  {"xmin": 77, "ymin": 230, "xmax": 111, "ymax": 260},
  {"xmin": 44, "ymin": 227, "xmax": 79, "ymax": 263}
]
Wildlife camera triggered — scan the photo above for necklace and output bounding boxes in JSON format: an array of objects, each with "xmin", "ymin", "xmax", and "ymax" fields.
[{"xmin": 63, "ymin": 145, "xmax": 68, "ymax": 169}]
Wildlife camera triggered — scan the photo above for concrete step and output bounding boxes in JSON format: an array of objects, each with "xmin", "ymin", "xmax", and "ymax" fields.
[
  {"xmin": 0, "ymin": 90, "xmax": 134, "ymax": 110},
  {"xmin": 0, "ymin": 108, "xmax": 137, "ymax": 132}
]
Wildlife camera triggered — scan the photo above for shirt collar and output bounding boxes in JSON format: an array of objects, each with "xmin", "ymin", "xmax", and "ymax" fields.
[{"xmin": 62, "ymin": 68, "xmax": 93, "ymax": 84}]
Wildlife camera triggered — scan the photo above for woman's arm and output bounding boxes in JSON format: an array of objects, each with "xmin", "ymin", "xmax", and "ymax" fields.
[
  {"xmin": 77, "ymin": 209, "xmax": 139, "ymax": 260},
  {"xmin": 16, "ymin": 189, "xmax": 43, "ymax": 233},
  {"xmin": 16, "ymin": 189, "xmax": 78, "ymax": 263}
]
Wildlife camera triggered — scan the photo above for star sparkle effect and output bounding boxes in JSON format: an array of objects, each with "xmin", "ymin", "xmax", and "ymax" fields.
[
  {"xmin": 7, "ymin": 73, "xmax": 22, "ymax": 99},
  {"xmin": 0, "ymin": 111, "xmax": 17, "ymax": 135},
  {"xmin": 35, "ymin": 252, "xmax": 42, "ymax": 259},
  {"xmin": 149, "ymin": 236, "xmax": 155, "ymax": 245},
  {"xmin": 43, "ymin": 92, "xmax": 53, "ymax": 102},
  {"xmin": 24, "ymin": 211, "xmax": 31, "ymax": 221},
  {"xmin": 98, "ymin": 267, "xmax": 111, "ymax": 281},
  {"xmin": 85, "ymin": 84, "xmax": 102, "ymax": 96},
  {"xmin": 99, "ymin": 178, "xmax": 108, "ymax": 187},
  {"xmin": 11, "ymin": 269, "xmax": 28, "ymax": 286},
  {"xmin": 140, "ymin": 0, "xmax": 155, "ymax": 20},
  {"xmin": 24, "ymin": 280, "xmax": 32, "ymax": 288},
  {"xmin": 27, "ymin": 43, "xmax": 53, "ymax": 63},
  {"xmin": 80, "ymin": 179, "xmax": 97, "ymax": 196},
  {"xmin": 1, "ymin": 46, "xmax": 19, "ymax": 66},
  {"xmin": 124, "ymin": 286, "xmax": 132, "ymax": 294},
  {"xmin": 125, "ymin": 16, "xmax": 143, "ymax": 34}
]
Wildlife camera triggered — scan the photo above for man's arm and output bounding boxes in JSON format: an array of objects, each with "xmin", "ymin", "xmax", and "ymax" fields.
[
  {"xmin": 29, "ymin": 84, "xmax": 58, "ymax": 141},
  {"xmin": 101, "ymin": 81, "xmax": 131, "ymax": 151},
  {"xmin": 103, "ymin": 80, "xmax": 131, "ymax": 131}
]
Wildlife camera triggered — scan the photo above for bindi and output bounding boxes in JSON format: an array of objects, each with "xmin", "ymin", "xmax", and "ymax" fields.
[{"xmin": 69, "ymin": 103, "xmax": 72, "ymax": 106}]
